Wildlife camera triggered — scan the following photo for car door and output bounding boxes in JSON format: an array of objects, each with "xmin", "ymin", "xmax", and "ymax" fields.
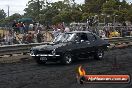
[
  {"xmin": 87, "ymin": 33, "xmax": 97, "ymax": 53},
  {"xmin": 75, "ymin": 33, "xmax": 91, "ymax": 58},
  {"xmin": 63, "ymin": 33, "xmax": 82, "ymax": 58}
]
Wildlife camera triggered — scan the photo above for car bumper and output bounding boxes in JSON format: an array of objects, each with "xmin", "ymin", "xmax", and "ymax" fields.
[
  {"xmin": 30, "ymin": 54, "xmax": 60, "ymax": 57},
  {"xmin": 31, "ymin": 54, "xmax": 61, "ymax": 62}
]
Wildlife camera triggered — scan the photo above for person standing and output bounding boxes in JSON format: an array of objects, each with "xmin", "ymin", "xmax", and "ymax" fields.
[
  {"xmin": 16, "ymin": 22, "xmax": 21, "ymax": 34},
  {"xmin": 12, "ymin": 20, "xmax": 17, "ymax": 33},
  {"xmin": 36, "ymin": 30, "xmax": 43, "ymax": 43},
  {"xmin": 24, "ymin": 23, "xmax": 29, "ymax": 33},
  {"xmin": 4, "ymin": 33, "xmax": 13, "ymax": 45},
  {"xmin": 26, "ymin": 32, "xmax": 34, "ymax": 43},
  {"xmin": 52, "ymin": 27, "xmax": 58, "ymax": 38},
  {"xmin": 20, "ymin": 22, "xmax": 24, "ymax": 34}
]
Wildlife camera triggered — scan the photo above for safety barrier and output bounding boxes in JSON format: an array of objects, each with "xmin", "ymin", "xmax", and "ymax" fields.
[
  {"xmin": 0, "ymin": 42, "xmax": 49, "ymax": 56},
  {"xmin": 0, "ymin": 37, "xmax": 132, "ymax": 56},
  {"xmin": 103, "ymin": 36, "xmax": 132, "ymax": 44}
]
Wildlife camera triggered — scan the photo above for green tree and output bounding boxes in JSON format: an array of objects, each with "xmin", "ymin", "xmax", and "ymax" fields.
[
  {"xmin": 81, "ymin": 13, "xmax": 90, "ymax": 22},
  {"xmin": 0, "ymin": 13, "xmax": 22, "ymax": 26},
  {"xmin": 8, "ymin": 13, "xmax": 22, "ymax": 21},
  {"xmin": 83, "ymin": 0, "xmax": 107, "ymax": 13},
  {"xmin": 52, "ymin": 11, "xmax": 71, "ymax": 24},
  {"xmin": 24, "ymin": 0, "xmax": 44, "ymax": 21},
  {"xmin": 0, "ymin": 9, "xmax": 6, "ymax": 19},
  {"xmin": 40, "ymin": 1, "xmax": 67, "ymax": 25},
  {"xmin": 102, "ymin": 0, "xmax": 117, "ymax": 15},
  {"xmin": 23, "ymin": 0, "xmax": 132, "ymax": 25},
  {"xmin": 126, "ymin": 6, "xmax": 132, "ymax": 23}
]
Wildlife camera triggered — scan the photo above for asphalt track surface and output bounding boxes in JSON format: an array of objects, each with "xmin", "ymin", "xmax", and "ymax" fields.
[{"xmin": 0, "ymin": 48, "xmax": 132, "ymax": 88}]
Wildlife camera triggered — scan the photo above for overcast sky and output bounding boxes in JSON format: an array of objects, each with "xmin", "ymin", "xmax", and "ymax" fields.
[{"xmin": 0, "ymin": 0, "xmax": 131, "ymax": 16}]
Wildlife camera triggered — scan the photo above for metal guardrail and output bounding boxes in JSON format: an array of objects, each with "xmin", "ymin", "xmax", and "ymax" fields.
[
  {"xmin": 0, "ymin": 37, "xmax": 132, "ymax": 56},
  {"xmin": 104, "ymin": 36, "xmax": 132, "ymax": 44},
  {"xmin": 0, "ymin": 42, "xmax": 49, "ymax": 56}
]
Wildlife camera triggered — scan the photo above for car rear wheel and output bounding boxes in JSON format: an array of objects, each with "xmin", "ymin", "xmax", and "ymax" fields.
[
  {"xmin": 94, "ymin": 49, "xmax": 104, "ymax": 60},
  {"xmin": 34, "ymin": 57, "xmax": 46, "ymax": 64},
  {"xmin": 61, "ymin": 53, "xmax": 72, "ymax": 65}
]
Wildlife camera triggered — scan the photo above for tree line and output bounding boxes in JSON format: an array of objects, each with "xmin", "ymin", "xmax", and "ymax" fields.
[{"xmin": 0, "ymin": 0, "xmax": 132, "ymax": 26}]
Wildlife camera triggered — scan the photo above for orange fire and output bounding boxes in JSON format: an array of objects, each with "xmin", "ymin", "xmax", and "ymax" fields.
[{"xmin": 78, "ymin": 66, "xmax": 86, "ymax": 76}]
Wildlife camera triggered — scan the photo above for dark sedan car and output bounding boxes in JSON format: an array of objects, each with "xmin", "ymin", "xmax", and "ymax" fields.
[{"xmin": 30, "ymin": 31, "xmax": 110, "ymax": 65}]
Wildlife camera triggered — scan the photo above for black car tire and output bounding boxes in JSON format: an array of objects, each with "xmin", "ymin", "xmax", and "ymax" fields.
[
  {"xmin": 61, "ymin": 53, "xmax": 73, "ymax": 65},
  {"xmin": 94, "ymin": 49, "xmax": 104, "ymax": 60},
  {"xmin": 34, "ymin": 57, "xmax": 46, "ymax": 64}
]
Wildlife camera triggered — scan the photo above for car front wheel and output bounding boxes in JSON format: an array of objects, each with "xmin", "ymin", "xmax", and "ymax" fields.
[
  {"xmin": 94, "ymin": 49, "xmax": 104, "ymax": 60},
  {"xmin": 61, "ymin": 53, "xmax": 72, "ymax": 65}
]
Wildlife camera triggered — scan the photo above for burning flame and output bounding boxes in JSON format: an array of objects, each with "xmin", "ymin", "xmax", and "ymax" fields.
[{"xmin": 78, "ymin": 66, "xmax": 86, "ymax": 76}]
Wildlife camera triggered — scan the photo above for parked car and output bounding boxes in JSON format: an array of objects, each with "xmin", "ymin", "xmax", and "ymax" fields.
[{"xmin": 30, "ymin": 31, "xmax": 110, "ymax": 65}]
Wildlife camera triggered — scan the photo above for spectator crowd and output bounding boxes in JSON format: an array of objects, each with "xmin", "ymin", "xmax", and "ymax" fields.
[
  {"xmin": 0, "ymin": 20, "xmax": 132, "ymax": 46},
  {"xmin": 0, "ymin": 22, "xmax": 70, "ymax": 46}
]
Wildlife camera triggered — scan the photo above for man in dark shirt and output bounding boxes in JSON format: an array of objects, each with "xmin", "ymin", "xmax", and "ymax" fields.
[
  {"xmin": 37, "ymin": 30, "xmax": 43, "ymax": 43},
  {"xmin": 12, "ymin": 20, "xmax": 17, "ymax": 33}
]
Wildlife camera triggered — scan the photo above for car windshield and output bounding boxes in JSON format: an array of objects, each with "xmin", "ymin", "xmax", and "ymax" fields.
[{"xmin": 53, "ymin": 33, "xmax": 75, "ymax": 43}]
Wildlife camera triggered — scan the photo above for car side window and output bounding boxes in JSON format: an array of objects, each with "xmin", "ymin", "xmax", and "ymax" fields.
[
  {"xmin": 80, "ymin": 33, "xmax": 88, "ymax": 41},
  {"xmin": 87, "ymin": 33, "xmax": 96, "ymax": 42}
]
